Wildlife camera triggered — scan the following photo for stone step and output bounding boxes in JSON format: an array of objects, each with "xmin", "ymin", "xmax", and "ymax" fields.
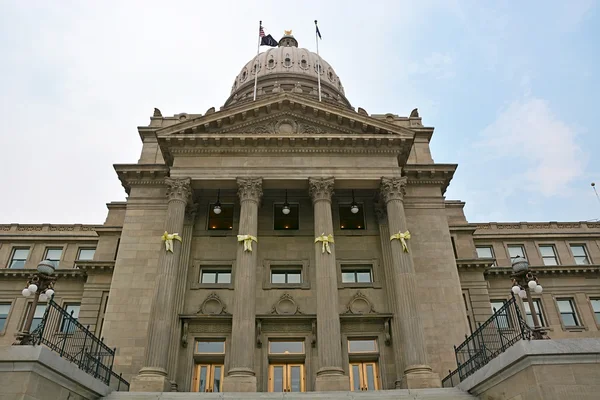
[{"xmin": 103, "ymin": 388, "xmax": 476, "ymax": 400}]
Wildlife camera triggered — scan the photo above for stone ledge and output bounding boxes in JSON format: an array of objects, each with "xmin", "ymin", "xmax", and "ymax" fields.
[
  {"xmin": 0, "ymin": 345, "xmax": 112, "ymax": 399},
  {"xmin": 458, "ymin": 338, "xmax": 600, "ymax": 396}
]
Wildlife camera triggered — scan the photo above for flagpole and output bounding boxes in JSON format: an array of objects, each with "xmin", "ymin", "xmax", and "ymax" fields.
[
  {"xmin": 315, "ymin": 20, "xmax": 322, "ymax": 102},
  {"xmin": 253, "ymin": 20, "xmax": 261, "ymax": 101}
]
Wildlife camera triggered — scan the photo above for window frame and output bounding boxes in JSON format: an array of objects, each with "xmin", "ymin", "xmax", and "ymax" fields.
[
  {"xmin": 270, "ymin": 268, "xmax": 303, "ymax": 285},
  {"xmin": 22, "ymin": 302, "xmax": 48, "ymax": 332},
  {"xmin": 588, "ymin": 296, "xmax": 600, "ymax": 328},
  {"xmin": 490, "ymin": 299, "xmax": 511, "ymax": 329},
  {"xmin": 44, "ymin": 247, "xmax": 64, "ymax": 267},
  {"xmin": 568, "ymin": 244, "xmax": 591, "ymax": 265},
  {"xmin": 207, "ymin": 203, "xmax": 235, "ymax": 232},
  {"xmin": 0, "ymin": 300, "xmax": 14, "ymax": 335},
  {"xmin": 263, "ymin": 260, "xmax": 310, "ymax": 290},
  {"xmin": 194, "ymin": 339, "xmax": 226, "ymax": 355},
  {"xmin": 273, "ymin": 202, "xmax": 300, "ymax": 231},
  {"xmin": 538, "ymin": 244, "xmax": 560, "ymax": 266},
  {"xmin": 268, "ymin": 340, "xmax": 305, "ymax": 355},
  {"xmin": 8, "ymin": 247, "xmax": 30, "ymax": 269},
  {"xmin": 59, "ymin": 302, "xmax": 81, "ymax": 333},
  {"xmin": 337, "ymin": 260, "xmax": 381, "ymax": 289},
  {"xmin": 76, "ymin": 247, "xmax": 96, "ymax": 261},
  {"xmin": 347, "ymin": 338, "xmax": 378, "ymax": 354},
  {"xmin": 523, "ymin": 298, "xmax": 547, "ymax": 328},
  {"xmin": 338, "ymin": 202, "xmax": 366, "ymax": 230},
  {"xmin": 554, "ymin": 297, "xmax": 584, "ymax": 330},
  {"xmin": 200, "ymin": 270, "xmax": 232, "ymax": 285},
  {"xmin": 506, "ymin": 244, "xmax": 527, "ymax": 261},
  {"xmin": 475, "ymin": 245, "xmax": 496, "ymax": 266},
  {"xmin": 192, "ymin": 261, "xmax": 235, "ymax": 290}
]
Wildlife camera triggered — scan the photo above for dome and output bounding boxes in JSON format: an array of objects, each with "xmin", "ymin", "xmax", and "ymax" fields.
[{"xmin": 224, "ymin": 34, "xmax": 352, "ymax": 109}]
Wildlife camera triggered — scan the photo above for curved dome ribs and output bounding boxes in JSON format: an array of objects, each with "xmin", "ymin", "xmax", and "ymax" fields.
[{"xmin": 225, "ymin": 35, "xmax": 351, "ymax": 110}]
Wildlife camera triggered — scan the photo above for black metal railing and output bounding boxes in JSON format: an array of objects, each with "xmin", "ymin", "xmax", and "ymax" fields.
[
  {"xmin": 30, "ymin": 298, "xmax": 129, "ymax": 391},
  {"xmin": 442, "ymin": 293, "xmax": 531, "ymax": 387}
]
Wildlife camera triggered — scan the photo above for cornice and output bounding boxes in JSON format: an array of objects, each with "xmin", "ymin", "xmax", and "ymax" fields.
[
  {"xmin": 0, "ymin": 269, "xmax": 86, "ymax": 279},
  {"xmin": 485, "ymin": 265, "xmax": 600, "ymax": 277},
  {"xmin": 456, "ymin": 259, "xmax": 494, "ymax": 270},
  {"xmin": 0, "ymin": 224, "xmax": 99, "ymax": 234},
  {"xmin": 75, "ymin": 261, "xmax": 115, "ymax": 273},
  {"xmin": 475, "ymin": 222, "xmax": 600, "ymax": 231},
  {"xmin": 402, "ymin": 164, "xmax": 456, "ymax": 194},
  {"xmin": 113, "ymin": 164, "xmax": 170, "ymax": 195},
  {"xmin": 94, "ymin": 226, "xmax": 123, "ymax": 234},
  {"xmin": 449, "ymin": 224, "xmax": 479, "ymax": 233}
]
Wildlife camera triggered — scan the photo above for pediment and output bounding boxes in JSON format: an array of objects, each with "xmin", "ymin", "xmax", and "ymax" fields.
[{"xmin": 156, "ymin": 93, "xmax": 415, "ymax": 138}]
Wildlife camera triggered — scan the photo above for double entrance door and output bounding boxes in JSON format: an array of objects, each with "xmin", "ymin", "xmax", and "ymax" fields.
[
  {"xmin": 268, "ymin": 363, "xmax": 305, "ymax": 392},
  {"xmin": 192, "ymin": 363, "xmax": 224, "ymax": 393},
  {"xmin": 349, "ymin": 362, "xmax": 379, "ymax": 391}
]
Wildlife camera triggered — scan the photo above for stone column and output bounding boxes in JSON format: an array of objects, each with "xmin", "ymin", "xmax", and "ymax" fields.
[
  {"xmin": 223, "ymin": 177, "xmax": 263, "ymax": 393},
  {"xmin": 167, "ymin": 204, "xmax": 197, "ymax": 391},
  {"xmin": 130, "ymin": 177, "xmax": 191, "ymax": 392},
  {"xmin": 309, "ymin": 177, "xmax": 350, "ymax": 391},
  {"xmin": 380, "ymin": 177, "xmax": 441, "ymax": 389}
]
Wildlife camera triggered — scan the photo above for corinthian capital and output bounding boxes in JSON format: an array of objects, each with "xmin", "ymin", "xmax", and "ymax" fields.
[
  {"xmin": 237, "ymin": 177, "xmax": 263, "ymax": 203},
  {"xmin": 380, "ymin": 177, "xmax": 407, "ymax": 203},
  {"xmin": 308, "ymin": 177, "xmax": 335, "ymax": 203},
  {"xmin": 165, "ymin": 177, "xmax": 192, "ymax": 203}
]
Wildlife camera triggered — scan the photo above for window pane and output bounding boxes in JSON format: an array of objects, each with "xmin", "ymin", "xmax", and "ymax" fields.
[
  {"xmin": 269, "ymin": 341, "xmax": 304, "ymax": 354},
  {"xmin": 476, "ymin": 247, "xmax": 493, "ymax": 258},
  {"xmin": 30, "ymin": 304, "xmax": 47, "ymax": 331},
  {"xmin": 13, "ymin": 249, "xmax": 29, "ymax": 260},
  {"xmin": 61, "ymin": 304, "xmax": 80, "ymax": 333},
  {"xmin": 213, "ymin": 366, "xmax": 222, "ymax": 392},
  {"xmin": 543, "ymin": 257, "xmax": 558, "ymax": 266},
  {"xmin": 201, "ymin": 272, "xmax": 216, "ymax": 284},
  {"xmin": 217, "ymin": 272, "xmax": 231, "ymax": 284},
  {"xmin": 351, "ymin": 365, "xmax": 361, "ymax": 391},
  {"xmin": 198, "ymin": 366, "xmax": 207, "ymax": 392},
  {"xmin": 365, "ymin": 364, "xmax": 376, "ymax": 390},
  {"xmin": 508, "ymin": 245, "xmax": 525, "ymax": 259},
  {"xmin": 271, "ymin": 272, "xmax": 286, "ymax": 284},
  {"xmin": 9, "ymin": 260, "xmax": 26, "ymax": 269},
  {"xmin": 561, "ymin": 314, "xmax": 577, "ymax": 327},
  {"xmin": 287, "ymin": 272, "xmax": 302, "ymax": 284},
  {"xmin": 0, "ymin": 303, "xmax": 10, "ymax": 331},
  {"xmin": 356, "ymin": 271, "xmax": 372, "ymax": 283},
  {"xmin": 45, "ymin": 248, "xmax": 62, "ymax": 261},
  {"xmin": 591, "ymin": 299, "xmax": 600, "ymax": 324},
  {"xmin": 570, "ymin": 245, "xmax": 586, "ymax": 257},
  {"xmin": 195, "ymin": 341, "xmax": 225, "ymax": 354},
  {"xmin": 342, "ymin": 272, "xmax": 356, "ymax": 283},
  {"xmin": 273, "ymin": 366, "xmax": 284, "ymax": 392},
  {"xmin": 539, "ymin": 246, "xmax": 555, "ymax": 257},
  {"xmin": 490, "ymin": 301, "xmax": 506, "ymax": 313},
  {"xmin": 348, "ymin": 339, "xmax": 377, "ymax": 353},
  {"xmin": 575, "ymin": 256, "xmax": 590, "ymax": 265},
  {"xmin": 557, "ymin": 300, "xmax": 574, "ymax": 313},
  {"xmin": 290, "ymin": 366, "xmax": 301, "ymax": 392},
  {"xmin": 78, "ymin": 248, "xmax": 96, "ymax": 260}
]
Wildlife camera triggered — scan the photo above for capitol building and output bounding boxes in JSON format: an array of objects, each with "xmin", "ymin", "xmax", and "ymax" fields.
[{"xmin": 1, "ymin": 32, "xmax": 599, "ymax": 399}]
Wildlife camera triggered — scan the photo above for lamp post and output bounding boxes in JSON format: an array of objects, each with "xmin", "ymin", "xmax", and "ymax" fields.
[
  {"xmin": 510, "ymin": 256, "xmax": 546, "ymax": 340},
  {"xmin": 15, "ymin": 260, "xmax": 57, "ymax": 345}
]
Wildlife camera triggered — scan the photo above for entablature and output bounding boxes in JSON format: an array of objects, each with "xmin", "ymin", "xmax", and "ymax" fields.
[
  {"xmin": 403, "ymin": 164, "xmax": 457, "ymax": 194},
  {"xmin": 114, "ymin": 164, "xmax": 170, "ymax": 195},
  {"xmin": 485, "ymin": 264, "xmax": 600, "ymax": 277}
]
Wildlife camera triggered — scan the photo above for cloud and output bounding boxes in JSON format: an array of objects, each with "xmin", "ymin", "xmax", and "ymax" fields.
[{"xmin": 478, "ymin": 97, "xmax": 587, "ymax": 196}]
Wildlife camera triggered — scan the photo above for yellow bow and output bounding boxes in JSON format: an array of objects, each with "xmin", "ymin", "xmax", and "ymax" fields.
[
  {"xmin": 390, "ymin": 230, "xmax": 411, "ymax": 253},
  {"xmin": 161, "ymin": 231, "xmax": 182, "ymax": 252},
  {"xmin": 315, "ymin": 233, "xmax": 334, "ymax": 254},
  {"xmin": 237, "ymin": 234, "xmax": 257, "ymax": 252}
]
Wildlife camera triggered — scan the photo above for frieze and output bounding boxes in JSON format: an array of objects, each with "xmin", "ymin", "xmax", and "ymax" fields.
[
  {"xmin": 17, "ymin": 225, "xmax": 43, "ymax": 231},
  {"xmin": 260, "ymin": 322, "xmax": 312, "ymax": 333},
  {"xmin": 341, "ymin": 322, "xmax": 384, "ymax": 333},
  {"xmin": 187, "ymin": 323, "xmax": 232, "ymax": 333}
]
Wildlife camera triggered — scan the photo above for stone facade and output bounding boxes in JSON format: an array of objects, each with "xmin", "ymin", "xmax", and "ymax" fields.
[{"xmin": 1, "ymin": 33, "xmax": 599, "ymax": 395}]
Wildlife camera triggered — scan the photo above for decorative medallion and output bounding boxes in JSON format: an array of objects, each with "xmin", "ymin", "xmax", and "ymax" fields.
[
  {"xmin": 197, "ymin": 292, "xmax": 229, "ymax": 315},
  {"xmin": 270, "ymin": 293, "xmax": 302, "ymax": 315},
  {"xmin": 274, "ymin": 118, "xmax": 298, "ymax": 134},
  {"xmin": 344, "ymin": 291, "xmax": 376, "ymax": 314}
]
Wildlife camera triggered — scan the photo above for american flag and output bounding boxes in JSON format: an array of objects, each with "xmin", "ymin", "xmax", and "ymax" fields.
[{"xmin": 259, "ymin": 25, "xmax": 265, "ymax": 37}]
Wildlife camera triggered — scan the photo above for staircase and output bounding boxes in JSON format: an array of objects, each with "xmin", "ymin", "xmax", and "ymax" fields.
[{"xmin": 104, "ymin": 388, "xmax": 476, "ymax": 399}]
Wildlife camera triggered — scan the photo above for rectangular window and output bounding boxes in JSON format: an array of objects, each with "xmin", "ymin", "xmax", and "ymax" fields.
[
  {"xmin": 507, "ymin": 245, "xmax": 526, "ymax": 260},
  {"xmin": 24, "ymin": 304, "xmax": 47, "ymax": 332},
  {"xmin": 8, "ymin": 248, "xmax": 29, "ymax": 269},
  {"xmin": 591, "ymin": 299, "xmax": 600, "ymax": 325},
  {"xmin": 45, "ymin": 248, "xmax": 63, "ymax": 265},
  {"xmin": 570, "ymin": 245, "xmax": 590, "ymax": 265},
  {"xmin": 195, "ymin": 340, "xmax": 226, "ymax": 354},
  {"xmin": 557, "ymin": 298, "xmax": 580, "ymax": 327},
  {"xmin": 274, "ymin": 204, "xmax": 299, "ymax": 230},
  {"xmin": 60, "ymin": 303, "xmax": 80, "ymax": 333},
  {"xmin": 539, "ymin": 245, "xmax": 559, "ymax": 266},
  {"xmin": 208, "ymin": 204, "xmax": 234, "ymax": 231},
  {"xmin": 339, "ymin": 204, "xmax": 365, "ymax": 230},
  {"xmin": 523, "ymin": 299, "xmax": 545, "ymax": 327},
  {"xmin": 341, "ymin": 267, "xmax": 373, "ymax": 284},
  {"xmin": 490, "ymin": 300, "xmax": 509, "ymax": 328},
  {"xmin": 268, "ymin": 341, "xmax": 304, "ymax": 354},
  {"xmin": 200, "ymin": 270, "xmax": 231, "ymax": 284},
  {"xmin": 349, "ymin": 362, "xmax": 379, "ymax": 391},
  {"xmin": 348, "ymin": 339, "xmax": 377, "ymax": 353},
  {"xmin": 77, "ymin": 248, "xmax": 96, "ymax": 261},
  {"xmin": 271, "ymin": 269, "xmax": 302, "ymax": 284},
  {"xmin": 193, "ymin": 364, "xmax": 224, "ymax": 393},
  {"xmin": 476, "ymin": 246, "xmax": 496, "ymax": 266},
  {"xmin": 0, "ymin": 303, "xmax": 11, "ymax": 331}
]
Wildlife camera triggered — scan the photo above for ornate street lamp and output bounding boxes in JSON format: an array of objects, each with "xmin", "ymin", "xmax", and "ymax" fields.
[
  {"xmin": 282, "ymin": 190, "xmax": 291, "ymax": 215},
  {"xmin": 350, "ymin": 190, "xmax": 359, "ymax": 214},
  {"xmin": 510, "ymin": 256, "xmax": 546, "ymax": 340},
  {"xmin": 213, "ymin": 189, "xmax": 222, "ymax": 215},
  {"xmin": 16, "ymin": 260, "xmax": 57, "ymax": 345}
]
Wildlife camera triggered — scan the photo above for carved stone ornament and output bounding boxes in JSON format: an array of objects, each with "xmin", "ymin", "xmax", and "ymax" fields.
[
  {"xmin": 380, "ymin": 177, "xmax": 407, "ymax": 203},
  {"xmin": 197, "ymin": 292, "xmax": 229, "ymax": 315},
  {"xmin": 181, "ymin": 321, "xmax": 189, "ymax": 347},
  {"xmin": 237, "ymin": 177, "xmax": 263, "ymax": 203},
  {"xmin": 343, "ymin": 291, "xmax": 376, "ymax": 315},
  {"xmin": 308, "ymin": 177, "xmax": 334, "ymax": 203},
  {"xmin": 165, "ymin": 177, "xmax": 192, "ymax": 203},
  {"xmin": 270, "ymin": 293, "xmax": 303, "ymax": 315}
]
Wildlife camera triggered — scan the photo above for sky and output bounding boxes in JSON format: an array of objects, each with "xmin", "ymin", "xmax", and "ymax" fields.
[{"xmin": 0, "ymin": 0, "xmax": 599, "ymax": 224}]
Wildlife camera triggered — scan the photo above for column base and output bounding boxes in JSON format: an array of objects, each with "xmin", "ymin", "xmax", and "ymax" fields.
[
  {"xmin": 130, "ymin": 367, "xmax": 171, "ymax": 392},
  {"xmin": 315, "ymin": 368, "xmax": 350, "ymax": 391},
  {"xmin": 222, "ymin": 374, "xmax": 257, "ymax": 392},
  {"xmin": 397, "ymin": 364, "xmax": 441, "ymax": 389}
]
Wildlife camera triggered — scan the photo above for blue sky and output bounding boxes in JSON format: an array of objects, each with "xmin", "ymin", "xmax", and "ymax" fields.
[{"xmin": 0, "ymin": 1, "xmax": 598, "ymax": 223}]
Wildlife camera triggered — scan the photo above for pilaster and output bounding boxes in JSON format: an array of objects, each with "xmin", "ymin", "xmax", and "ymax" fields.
[
  {"xmin": 309, "ymin": 177, "xmax": 350, "ymax": 391},
  {"xmin": 130, "ymin": 177, "xmax": 191, "ymax": 392},
  {"xmin": 222, "ymin": 177, "xmax": 263, "ymax": 392},
  {"xmin": 380, "ymin": 177, "xmax": 441, "ymax": 389}
]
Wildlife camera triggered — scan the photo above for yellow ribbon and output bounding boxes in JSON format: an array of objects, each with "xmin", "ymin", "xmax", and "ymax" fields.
[
  {"xmin": 390, "ymin": 230, "xmax": 411, "ymax": 253},
  {"xmin": 161, "ymin": 231, "xmax": 182, "ymax": 252},
  {"xmin": 315, "ymin": 233, "xmax": 334, "ymax": 254},
  {"xmin": 237, "ymin": 234, "xmax": 257, "ymax": 252}
]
